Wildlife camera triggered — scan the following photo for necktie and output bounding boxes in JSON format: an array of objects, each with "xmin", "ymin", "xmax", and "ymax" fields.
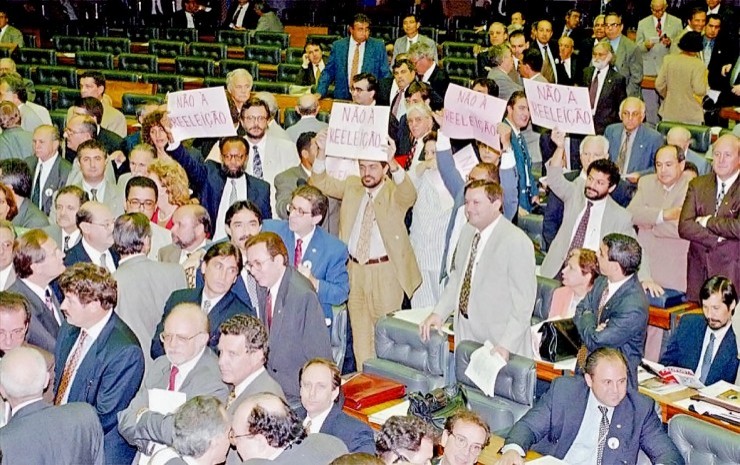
[
  {"xmin": 569, "ymin": 201, "xmax": 593, "ymax": 253},
  {"xmin": 517, "ymin": 133, "xmax": 532, "ymax": 188},
  {"xmin": 390, "ymin": 89, "xmax": 403, "ymax": 119},
  {"xmin": 63, "ymin": 235, "xmax": 71, "ymax": 253},
  {"xmin": 54, "ymin": 330, "xmax": 89, "ymax": 405},
  {"xmin": 202, "ymin": 299, "xmax": 212, "ymax": 314},
  {"xmin": 314, "ymin": 65, "xmax": 321, "ymax": 82},
  {"xmin": 246, "ymin": 273, "xmax": 259, "ymax": 310},
  {"xmin": 354, "ymin": 193, "xmax": 375, "ymax": 264},
  {"xmin": 294, "ymin": 238, "xmax": 303, "ymax": 267},
  {"xmin": 229, "ymin": 179, "xmax": 238, "ymax": 206},
  {"xmin": 99, "ymin": 253, "xmax": 107, "ymax": 269},
  {"xmin": 699, "ymin": 333, "xmax": 716, "ymax": 383},
  {"xmin": 616, "ymin": 130, "xmax": 632, "ymax": 173},
  {"xmin": 596, "ymin": 405, "xmax": 610, "ymax": 465},
  {"xmin": 716, "ymin": 182, "xmax": 726, "ymax": 212},
  {"xmin": 90, "ymin": 188, "xmax": 98, "ymax": 202},
  {"xmin": 577, "ymin": 286, "xmax": 609, "ymax": 369},
  {"xmin": 252, "ymin": 145, "xmax": 263, "ymax": 179},
  {"xmin": 265, "ymin": 290, "xmax": 273, "ymax": 329},
  {"xmin": 168, "ymin": 365, "xmax": 179, "ymax": 391},
  {"xmin": 458, "ymin": 232, "xmax": 481, "ymax": 318},
  {"xmin": 589, "ymin": 70, "xmax": 601, "ymax": 107},
  {"xmin": 350, "ymin": 42, "xmax": 361, "ymax": 80},
  {"xmin": 232, "ymin": 4, "xmax": 243, "ymax": 22},
  {"xmin": 185, "ymin": 253, "xmax": 197, "ymax": 288},
  {"xmin": 44, "ymin": 288, "xmax": 60, "ymax": 326},
  {"xmin": 656, "ymin": 18, "xmax": 662, "ymax": 37},
  {"xmin": 227, "ymin": 389, "xmax": 236, "ymax": 408},
  {"xmin": 541, "ymin": 45, "xmax": 555, "ymax": 83},
  {"xmin": 32, "ymin": 166, "xmax": 42, "ymax": 207}
]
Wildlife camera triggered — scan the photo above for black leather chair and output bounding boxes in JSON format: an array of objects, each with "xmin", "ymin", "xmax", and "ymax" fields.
[
  {"xmin": 52, "ymin": 36, "xmax": 91, "ymax": 53},
  {"xmin": 243, "ymin": 45, "xmax": 281, "ymax": 65},
  {"xmin": 92, "ymin": 37, "xmax": 131, "ymax": 56},
  {"xmin": 276, "ymin": 63, "xmax": 301, "ymax": 83},
  {"xmin": 35, "ymin": 66, "xmax": 78, "ymax": 89},
  {"xmin": 203, "ymin": 76, "xmax": 227, "ymax": 87},
  {"xmin": 305, "ymin": 34, "xmax": 340, "ymax": 54},
  {"xmin": 189, "ymin": 42, "xmax": 227, "ymax": 60},
  {"xmin": 101, "ymin": 70, "xmax": 139, "ymax": 82},
  {"xmin": 216, "ymin": 30, "xmax": 249, "ymax": 48},
  {"xmin": 176, "ymin": 57, "xmax": 216, "ymax": 77},
  {"xmin": 141, "ymin": 73, "xmax": 185, "ymax": 93},
  {"xmin": 118, "ymin": 53, "xmax": 158, "ymax": 73},
  {"xmin": 251, "ymin": 32, "xmax": 290, "ymax": 48},
  {"xmin": 50, "ymin": 110, "xmax": 66, "ymax": 135},
  {"xmin": 220, "ymin": 59, "xmax": 259, "ymax": 79},
  {"xmin": 656, "ymin": 122, "xmax": 712, "ymax": 153},
  {"xmin": 252, "ymin": 80, "xmax": 290, "ymax": 94},
  {"xmin": 285, "ymin": 47, "xmax": 304, "ymax": 64},
  {"xmin": 23, "ymin": 33, "xmax": 38, "ymax": 48},
  {"xmin": 127, "ymin": 27, "xmax": 160, "ymax": 42},
  {"xmin": 75, "ymin": 51, "xmax": 114, "ymax": 70},
  {"xmin": 164, "ymin": 28, "xmax": 198, "ymax": 43},
  {"xmin": 148, "ymin": 40, "xmax": 186, "ymax": 59},
  {"xmin": 15, "ymin": 64, "xmax": 32, "ymax": 80},
  {"xmin": 372, "ymin": 26, "xmax": 398, "ymax": 45},
  {"xmin": 18, "ymin": 48, "xmax": 57, "ymax": 66},
  {"xmin": 442, "ymin": 42, "xmax": 477, "ymax": 60},
  {"xmin": 443, "ymin": 57, "xmax": 478, "ymax": 79},
  {"xmin": 33, "ymin": 86, "xmax": 53, "ymax": 109},
  {"xmin": 56, "ymin": 88, "xmax": 81, "ymax": 111},
  {"xmin": 455, "ymin": 29, "xmax": 487, "ymax": 46},
  {"xmin": 121, "ymin": 93, "xmax": 165, "ymax": 116}
]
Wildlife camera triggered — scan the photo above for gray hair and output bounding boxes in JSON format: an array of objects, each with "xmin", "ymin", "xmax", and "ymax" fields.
[
  {"xmin": 113, "ymin": 212, "xmax": 151, "ymax": 255},
  {"xmin": 172, "ymin": 396, "xmax": 229, "ymax": 458},
  {"xmin": 255, "ymin": 91, "xmax": 279, "ymax": 118},
  {"xmin": 405, "ymin": 102, "xmax": 433, "ymax": 120},
  {"xmin": 593, "ymin": 40, "xmax": 615, "ymax": 65},
  {"xmin": 226, "ymin": 68, "xmax": 254, "ymax": 91},
  {"xmin": 408, "ymin": 41, "xmax": 435, "ymax": 60},
  {"xmin": 0, "ymin": 346, "xmax": 48, "ymax": 399},
  {"xmin": 579, "ymin": 135, "xmax": 610, "ymax": 156},
  {"xmin": 489, "ymin": 43, "xmax": 512, "ymax": 68}
]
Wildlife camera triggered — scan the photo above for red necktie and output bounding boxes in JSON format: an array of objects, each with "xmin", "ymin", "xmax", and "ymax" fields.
[
  {"xmin": 266, "ymin": 290, "xmax": 273, "ymax": 329},
  {"xmin": 168, "ymin": 365, "xmax": 179, "ymax": 391},
  {"xmin": 294, "ymin": 238, "xmax": 303, "ymax": 267},
  {"xmin": 656, "ymin": 18, "xmax": 662, "ymax": 37}
]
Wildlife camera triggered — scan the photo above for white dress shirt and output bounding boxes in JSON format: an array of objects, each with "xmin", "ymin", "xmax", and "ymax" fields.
[
  {"xmin": 81, "ymin": 239, "xmax": 116, "ymax": 273},
  {"xmin": 214, "ymin": 174, "xmax": 249, "ymax": 241},
  {"xmin": 170, "ymin": 347, "xmax": 206, "ymax": 391},
  {"xmin": 303, "ymin": 405, "xmax": 332, "ymax": 433},
  {"xmin": 569, "ymin": 196, "xmax": 608, "ymax": 253}
]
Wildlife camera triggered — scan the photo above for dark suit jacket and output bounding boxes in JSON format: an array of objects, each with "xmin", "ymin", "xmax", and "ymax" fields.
[
  {"xmin": 424, "ymin": 64, "xmax": 451, "ymax": 101},
  {"xmin": 315, "ymin": 37, "xmax": 391, "ymax": 100},
  {"xmin": 582, "ymin": 66, "xmax": 627, "ymax": 135},
  {"xmin": 678, "ymin": 173, "xmax": 740, "ymax": 302},
  {"xmin": 555, "ymin": 58, "xmax": 579, "ymax": 86},
  {"xmin": 26, "ymin": 154, "xmax": 72, "ymax": 215},
  {"xmin": 170, "ymin": 9, "xmax": 215, "ymax": 31},
  {"xmin": 151, "ymin": 287, "xmax": 254, "ymax": 359},
  {"xmin": 0, "ymin": 400, "xmax": 104, "ymax": 465},
  {"xmin": 54, "ymin": 314, "xmax": 145, "ymax": 465},
  {"xmin": 661, "ymin": 314, "xmax": 739, "ymax": 385},
  {"xmin": 707, "ymin": 35, "xmax": 739, "ymax": 91},
  {"xmin": 604, "ymin": 123, "xmax": 664, "ymax": 176},
  {"xmin": 504, "ymin": 376, "xmax": 684, "ymax": 465},
  {"xmin": 259, "ymin": 267, "xmax": 332, "ymax": 403},
  {"xmin": 63, "ymin": 241, "xmax": 120, "ymax": 268},
  {"xmin": 168, "ymin": 143, "xmax": 271, "ymax": 236},
  {"xmin": 244, "ymin": 433, "xmax": 348, "ymax": 465},
  {"xmin": 296, "ymin": 402, "xmax": 376, "ymax": 454},
  {"xmin": 296, "ymin": 64, "xmax": 322, "ymax": 86},
  {"xmin": 8, "ymin": 278, "xmax": 61, "ymax": 353},
  {"xmin": 574, "ymin": 275, "xmax": 649, "ymax": 389},
  {"xmin": 223, "ymin": 0, "xmax": 259, "ymax": 29},
  {"xmin": 12, "ymin": 197, "xmax": 49, "ymax": 229}
]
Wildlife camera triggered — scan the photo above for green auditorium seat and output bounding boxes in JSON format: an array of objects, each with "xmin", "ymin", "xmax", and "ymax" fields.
[
  {"xmin": 176, "ymin": 57, "xmax": 216, "ymax": 77},
  {"xmin": 243, "ymin": 45, "xmax": 280, "ymax": 65},
  {"xmin": 164, "ymin": 28, "xmax": 198, "ymax": 43},
  {"xmin": 276, "ymin": 63, "xmax": 301, "ymax": 83},
  {"xmin": 127, "ymin": 27, "xmax": 160, "ymax": 43},
  {"xmin": 18, "ymin": 48, "xmax": 57, "ymax": 66},
  {"xmin": 35, "ymin": 65, "xmax": 78, "ymax": 89},
  {"xmin": 55, "ymin": 88, "xmax": 81, "ymax": 110},
  {"xmin": 141, "ymin": 73, "xmax": 185, "ymax": 93},
  {"xmin": 148, "ymin": 40, "xmax": 186, "ymax": 59},
  {"xmin": 305, "ymin": 34, "xmax": 340, "ymax": 54},
  {"xmin": 52, "ymin": 36, "xmax": 91, "ymax": 53},
  {"xmin": 216, "ymin": 30, "xmax": 250, "ymax": 48},
  {"xmin": 190, "ymin": 42, "xmax": 227, "ymax": 61},
  {"xmin": 220, "ymin": 59, "xmax": 259, "ymax": 79},
  {"xmin": 285, "ymin": 47, "xmax": 304, "ymax": 64},
  {"xmin": 251, "ymin": 32, "xmax": 290, "ymax": 48},
  {"xmin": 75, "ymin": 52, "xmax": 114, "ymax": 70},
  {"xmin": 252, "ymin": 81, "xmax": 290, "ymax": 94},
  {"xmin": 101, "ymin": 70, "xmax": 140, "ymax": 82},
  {"xmin": 122, "ymin": 93, "xmax": 165, "ymax": 116},
  {"xmin": 119, "ymin": 53, "xmax": 158, "ymax": 73},
  {"xmin": 455, "ymin": 30, "xmax": 487, "ymax": 46},
  {"xmin": 443, "ymin": 58, "xmax": 478, "ymax": 79},
  {"xmin": 442, "ymin": 42, "xmax": 477, "ymax": 60},
  {"xmin": 92, "ymin": 37, "xmax": 131, "ymax": 56}
]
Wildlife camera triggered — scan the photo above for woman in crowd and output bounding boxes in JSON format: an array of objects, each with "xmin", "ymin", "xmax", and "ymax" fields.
[
  {"xmin": 549, "ymin": 248, "xmax": 599, "ymax": 319},
  {"xmin": 404, "ymin": 103, "xmax": 437, "ymax": 170},
  {"xmin": 0, "ymin": 182, "xmax": 18, "ymax": 223},
  {"xmin": 147, "ymin": 159, "xmax": 194, "ymax": 230},
  {"xmin": 655, "ymin": 31, "xmax": 708, "ymax": 125}
]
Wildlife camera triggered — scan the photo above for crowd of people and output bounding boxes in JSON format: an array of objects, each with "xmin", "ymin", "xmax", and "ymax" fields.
[{"xmin": 0, "ymin": 0, "xmax": 736, "ymax": 464}]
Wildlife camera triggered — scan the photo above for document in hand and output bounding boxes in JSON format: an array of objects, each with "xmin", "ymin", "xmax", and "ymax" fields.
[{"xmin": 464, "ymin": 340, "xmax": 507, "ymax": 397}]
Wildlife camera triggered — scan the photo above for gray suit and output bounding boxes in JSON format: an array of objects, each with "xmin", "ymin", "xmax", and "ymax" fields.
[
  {"xmin": 613, "ymin": 35, "xmax": 644, "ymax": 97},
  {"xmin": 433, "ymin": 218, "xmax": 537, "ymax": 357},
  {"xmin": 487, "ymin": 67, "xmax": 523, "ymax": 102},
  {"xmin": 19, "ymin": 103, "xmax": 46, "ymax": 134},
  {"xmin": 285, "ymin": 117, "xmax": 329, "ymax": 143},
  {"xmin": 0, "ymin": 127, "xmax": 32, "ymax": 160},
  {"xmin": 26, "ymin": 154, "xmax": 72, "ymax": 215},
  {"xmin": 635, "ymin": 13, "xmax": 683, "ymax": 76},
  {"xmin": 255, "ymin": 11, "xmax": 284, "ymax": 32},
  {"xmin": 113, "ymin": 255, "xmax": 187, "ymax": 368},
  {"xmin": 149, "ymin": 222, "xmax": 174, "ymax": 261},
  {"xmin": 118, "ymin": 349, "xmax": 229, "ymax": 454},
  {"xmin": 0, "ymin": 400, "xmax": 104, "ymax": 465},
  {"xmin": 392, "ymin": 34, "xmax": 438, "ymax": 62},
  {"xmin": 12, "ymin": 197, "xmax": 49, "ymax": 230},
  {"xmin": 244, "ymin": 433, "xmax": 348, "ymax": 465}
]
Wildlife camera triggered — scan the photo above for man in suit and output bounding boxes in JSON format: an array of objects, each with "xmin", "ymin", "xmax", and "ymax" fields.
[
  {"xmin": 555, "ymin": 36, "xmax": 578, "ymax": 86},
  {"xmin": 518, "ymin": 48, "xmax": 548, "ymax": 83},
  {"xmin": 67, "ymin": 139, "xmax": 124, "ymax": 216},
  {"xmin": 583, "ymin": 42, "xmax": 628, "ymax": 135},
  {"xmin": 350, "ymin": 72, "xmax": 378, "ymax": 106},
  {"xmin": 44, "ymin": 186, "xmax": 87, "ymax": 253},
  {"xmin": 667, "ymin": 126, "xmax": 711, "ymax": 175},
  {"xmin": 604, "ymin": 97, "xmax": 664, "ymax": 188},
  {"xmin": 627, "ymin": 144, "xmax": 692, "ymax": 292},
  {"xmin": 532, "ymin": 20, "xmax": 558, "ymax": 83},
  {"xmin": 661, "ymin": 275, "xmax": 739, "ymax": 384},
  {"xmin": 678, "ymin": 134, "xmax": 740, "ymax": 302},
  {"xmin": 310, "ymin": 132, "xmax": 421, "ymax": 368},
  {"xmin": 296, "ymin": 41, "xmax": 326, "ymax": 87},
  {"xmin": 604, "ymin": 12, "xmax": 644, "ymax": 97},
  {"xmin": 0, "ymin": 158, "xmax": 49, "ymax": 229},
  {"xmin": 119, "ymin": 303, "xmax": 228, "ymax": 458},
  {"xmin": 487, "ymin": 44, "xmax": 523, "ymax": 102},
  {"xmin": 225, "ymin": 0, "xmax": 259, "ymax": 30},
  {"xmin": 315, "ymin": 14, "xmax": 390, "ymax": 100},
  {"xmin": 497, "ymin": 348, "xmax": 684, "ymax": 465},
  {"xmin": 421, "ymin": 180, "xmax": 536, "ymax": 358},
  {"xmin": 437, "ymin": 410, "xmax": 491, "ymax": 465},
  {"xmin": 54, "ymin": 263, "xmax": 145, "ymax": 465},
  {"xmin": 705, "ymin": 15, "xmax": 739, "ymax": 94},
  {"xmin": 65, "ymin": 71, "xmax": 126, "ymax": 138},
  {"xmin": 245, "ymin": 232, "xmax": 332, "ymax": 403},
  {"xmin": 171, "ymin": 0, "xmax": 215, "ymax": 31},
  {"xmin": 0, "ymin": 347, "xmax": 104, "ymax": 465},
  {"xmin": 26, "ymin": 125, "xmax": 71, "ymax": 216},
  {"xmin": 64, "ymin": 201, "xmax": 119, "ymax": 273},
  {"xmin": 231, "ymin": 392, "xmax": 348, "ymax": 463},
  {"xmin": 8, "ymin": 229, "xmax": 65, "ymax": 353},
  {"xmin": 409, "ymin": 41, "xmax": 450, "ymax": 100},
  {"xmin": 705, "ymin": 0, "xmax": 737, "ymax": 41},
  {"xmin": 263, "ymin": 185, "xmax": 349, "ymax": 323},
  {"xmin": 0, "ymin": 220, "xmax": 15, "ymax": 290},
  {"xmin": 285, "ymin": 96, "xmax": 328, "ymax": 144},
  {"xmin": 152, "ymin": 242, "xmax": 253, "ymax": 359},
  {"xmin": 113, "ymin": 213, "xmax": 186, "ymax": 368},
  {"xmin": 377, "ymin": 58, "xmax": 414, "ymax": 116},
  {"xmin": 0, "ymin": 73, "xmax": 50, "ymax": 134},
  {"xmin": 297, "ymin": 358, "xmax": 375, "ymax": 454},
  {"xmin": 158, "ymin": 205, "xmax": 211, "ymax": 288},
  {"xmin": 636, "ymin": 0, "xmax": 683, "ymax": 76},
  {"xmin": 124, "ymin": 176, "xmax": 173, "ymax": 260},
  {"xmin": 0, "ymin": 11, "xmax": 22, "ymax": 47},
  {"xmin": 254, "ymin": 0, "xmax": 283, "ymax": 32},
  {"xmin": 500, "ymin": 91, "xmax": 538, "ymax": 219},
  {"xmin": 393, "ymin": 13, "xmax": 438, "ymax": 63}
]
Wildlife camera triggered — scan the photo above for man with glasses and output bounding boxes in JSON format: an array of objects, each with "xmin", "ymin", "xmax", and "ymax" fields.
[
  {"xmin": 434, "ymin": 410, "xmax": 490, "ymax": 465},
  {"xmin": 119, "ymin": 303, "xmax": 228, "ymax": 461},
  {"xmin": 350, "ymin": 72, "xmax": 378, "ymax": 106},
  {"xmin": 63, "ymin": 201, "xmax": 119, "ymax": 272},
  {"xmin": 408, "ymin": 41, "xmax": 450, "ymax": 100},
  {"xmin": 152, "ymin": 242, "xmax": 252, "ymax": 359},
  {"xmin": 245, "ymin": 232, "xmax": 331, "ymax": 404},
  {"xmin": 604, "ymin": 12, "xmax": 643, "ymax": 97},
  {"xmin": 124, "ymin": 176, "xmax": 172, "ymax": 260}
]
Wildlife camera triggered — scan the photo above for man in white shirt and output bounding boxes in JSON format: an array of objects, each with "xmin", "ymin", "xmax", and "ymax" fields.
[
  {"xmin": 44, "ymin": 185, "xmax": 86, "ymax": 253},
  {"xmin": 296, "ymin": 41, "xmax": 326, "ymax": 87},
  {"xmin": 69, "ymin": 139, "xmax": 123, "ymax": 216},
  {"xmin": 533, "ymin": 20, "xmax": 558, "ymax": 83},
  {"xmin": 66, "ymin": 71, "xmax": 126, "ymax": 138},
  {"xmin": 392, "ymin": 13, "xmax": 438, "ymax": 63},
  {"xmin": 64, "ymin": 201, "xmax": 118, "ymax": 273},
  {"xmin": 123, "ymin": 176, "xmax": 172, "ymax": 260}
]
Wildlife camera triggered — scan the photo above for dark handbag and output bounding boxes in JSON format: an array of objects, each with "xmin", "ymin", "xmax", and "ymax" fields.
[
  {"xmin": 538, "ymin": 318, "xmax": 582, "ymax": 362},
  {"xmin": 407, "ymin": 383, "xmax": 468, "ymax": 432}
]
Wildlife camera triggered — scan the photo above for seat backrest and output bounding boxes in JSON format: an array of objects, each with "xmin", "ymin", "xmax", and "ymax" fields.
[
  {"xmin": 176, "ymin": 57, "xmax": 216, "ymax": 77},
  {"xmin": 285, "ymin": 47, "xmax": 304, "ymax": 64},
  {"xmin": 18, "ymin": 48, "xmax": 57, "ymax": 66},
  {"xmin": 165, "ymin": 28, "xmax": 198, "ymax": 43},
  {"xmin": 283, "ymin": 107, "xmax": 300, "ymax": 129},
  {"xmin": 668, "ymin": 414, "xmax": 740, "ymax": 465},
  {"xmin": 455, "ymin": 29, "xmax": 487, "ymax": 46},
  {"xmin": 656, "ymin": 122, "xmax": 712, "ymax": 153},
  {"xmin": 443, "ymin": 57, "xmax": 478, "ymax": 78},
  {"xmin": 75, "ymin": 51, "xmax": 114, "ymax": 70},
  {"xmin": 277, "ymin": 63, "xmax": 301, "ymax": 83},
  {"xmin": 15, "ymin": 64, "xmax": 32, "ymax": 80},
  {"xmin": 220, "ymin": 59, "xmax": 259, "ymax": 79},
  {"xmin": 121, "ymin": 92, "xmax": 165, "ymax": 116},
  {"xmin": 56, "ymin": 88, "xmax": 81, "ymax": 111},
  {"xmin": 101, "ymin": 70, "xmax": 140, "ymax": 82},
  {"xmin": 35, "ymin": 65, "xmax": 78, "ymax": 89},
  {"xmin": 92, "ymin": 37, "xmax": 131, "ymax": 56},
  {"xmin": 442, "ymin": 42, "xmax": 477, "ymax": 60},
  {"xmin": 118, "ymin": 53, "xmax": 158, "ymax": 73},
  {"xmin": 52, "ymin": 36, "xmax": 90, "ymax": 53},
  {"xmin": 190, "ymin": 42, "xmax": 227, "ymax": 60},
  {"xmin": 243, "ymin": 45, "xmax": 281, "ymax": 65},
  {"xmin": 23, "ymin": 33, "xmax": 38, "ymax": 48},
  {"xmin": 141, "ymin": 73, "xmax": 185, "ymax": 93},
  {"xmin": 533, "ymin": 276, "xmax": 561, "ymax": 322},
  {"xmin": 127, "ymin": 27, "xmax": 160, "ymax": 42},
  {"xmin": 331, "ymin": 305, "xmax": 348, "ymax": 370},
  {"xmin": 252, "ymin": 81, "xmax": 290, "ymax": 94},
  {"xmin": 449, "ymin": 76, "xmax": 471, "ymax": 88},
  {"xmin": 374, "ymin": 316, "xmax": 448, "ymax": 378},
  {"xmin": 251, "ymin": 32, "xmax": 290, "ymax": 49},
  {"xmin": 419, "ymin": 27, "xmax": 439, "ymax": 43},
  {"xmin": 49, "ymin": 109, "xmax": 67, "ymax": 136},
  {"xmin": 204, "ymin": 76, "xmax": 227, "ymax": 88},
  {"xmin": 33, "ymin": 86, "xmax": 53, "ymax": 109},
  {"xmin": 148, "ymin": 40, "xmax": 186, "ymax": 58},
  {"xmin": 373, "ymin": 25, "xmax": 398, "ymax": 45},
  {"xmin": 455, "ymin": 340, "xmax": 535, "ymax": 407},
  {"xmin": 216, "ymin": 30, "xmax": 249, "ymax": 48}
]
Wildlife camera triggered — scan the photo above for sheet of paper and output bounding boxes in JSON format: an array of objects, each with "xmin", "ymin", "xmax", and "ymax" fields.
[
  {"xmin": 553, "ymin": 358, "xmax": 577, "ymax": 371},
  {"xmin": 706, "ymin": 89, "xmax": 721, "ymax": 103},
  {"xmin": 368, "ymin": 400, "xmax": 410, "ymax": 425},
  {"xmin": 392, "ymin": 308, "xmax": 435, "ymax": 325},
  {"xmin": 464, "ymin": 340, "xmax": 507, "ymax": 397},
  {"xmin": 700, "ymin": 380, "xmax": 740, "ymax": 398},
  {"xmin": 325, "ymin": 155, "xmax": 360, "ymax": 180},
  {"xmin": 452, "ymin": 144, "xmax": 478, "ymax": 180},
  {"xmin": 148, "ymin": 388, "xmax": 186, "ymax": 415},
  {"xmin": 167, "ymin": 87, "xmax": 238, "ymax": 142}
]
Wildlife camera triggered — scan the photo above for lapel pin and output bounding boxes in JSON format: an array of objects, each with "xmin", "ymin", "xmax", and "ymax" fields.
[
  {"xmin": 608, "ymin": 437, "xmax": 619, "ymax": 450},
  {"xmin": 45, "ymin": 188, "xmax": 54, "ymax": 198},
  {"xmin": 303, "ymin": 260, "xmax": 313, "ymax": 270}
]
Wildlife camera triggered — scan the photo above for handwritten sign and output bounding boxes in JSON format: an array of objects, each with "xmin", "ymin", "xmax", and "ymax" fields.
[
  {"xmin": 326, "ymin": 103, "xmax": 390, "ymax": 161},
  {"xmin": 325, "ymin": 155, "xmax": 360, "ymax": 180},
  {"xmin": 443, "ymin": 84, "xmax": 507, "ymax": 150},
  {"xmin": 523, "ymin": 79, "xmax": 595, "ymax": 135},
  {"xmin": 167, "ymin": 87, "xmax": 237, "ymax": 141}
]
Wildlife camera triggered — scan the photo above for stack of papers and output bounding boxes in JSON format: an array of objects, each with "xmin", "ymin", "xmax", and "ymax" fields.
[
  {"xmin": 367, "ymin": 400, "xmax": 410, "ymax": 426},
  {"xmin": 464, "ymin": 340, "xmax": 507, "ymax": 397}
]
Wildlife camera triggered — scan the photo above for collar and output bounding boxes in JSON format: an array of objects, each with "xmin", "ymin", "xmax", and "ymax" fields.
[
  {"xmin": 505, "ymin": 118, "xmax": 522, "ymax": 136},
  {"xmin": 83, "ymin": 309, "xmax": 113, "ymax": 338},
  {"xmin": 82, "ymin": 179, "xmax": 105, "ymax": 191},
  {"xmin": 168, "ymin": 346, "xmax": 206, "ymax": 383},
  {"xmin": 707, "ymin": 319, "xmax": 733, "ymax": 341},
  {"xmin": 476, "ymin": 213, "xmax": 502, "ymax": 241},
  {"xmin": 708, "ymin": 6, "xmax": 719, "ymax": 14},
  {"xmin": 304, "ymin": 404, "xmax": 333, "ymax": 433},
  {"xmin": 717, "ymin": 170, "xmax": 740, "ymax": 190},
  {"xmin": 119, "ymin": 253, "xmax": 145, "ymax": 265},
  {"xmin": 38, "ymin": 153, "xmax": 59, "ymax": 169},
  {"xmin": 609, "ymin": 36, "xmax": 621, "ymax": 49},
  {"xmin": 10, "ymin": 398, "xmax": 44, "ymax": 418},
  {"xmin": 586, "ymin": 390, "xmax": 614, "ymax": 422},
  {"xmin": 234, "ymin": 366, "xmax": 266, "ymax": 398},
  {"xmin": 20, "ymin": 278, "xmax": 49, "ymax": 301},
  {"xmin": 295, "ymin": 226, "xmax": 316, "ymax": 249},
  {"xmin": 422, "ymin": 62, "xmax": 437, "ymax": 82},
  {"xmin": 606, "ymin": 274, "xmax": 632, "ymax": 298},
  {"xmin": 183, "ymin": 238, "xmax": 208, "ymax": 254},
  {"xmin": 81, "ymin": 237, "xmax": 109, "ymax": 258}
]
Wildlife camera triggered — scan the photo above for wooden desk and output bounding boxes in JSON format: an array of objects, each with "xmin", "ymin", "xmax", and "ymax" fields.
[
  {"xmin": 535, "ymin": 361, "xmax": 570, "ymax": 383},
  {"xmin": 106, "ymin": 81, "xmax": 156, "ymax": 109},
  {"xmin": 720, "ymin": 107, "xmax": 740, "ymax": 122},
  {"xmin": 648, "ymin": 302, "xmax": 698, "ymax": 330},
  {"xmin": 665, "ymin": 402, "xmax": 740, "ymax": 434},
  {"xmin": 285, "ymin": 26, "xmax": 329, "ymax": 48},
  {"xmin": 639, "ymin": 386, "xmax": 697, "ymax": 422}
]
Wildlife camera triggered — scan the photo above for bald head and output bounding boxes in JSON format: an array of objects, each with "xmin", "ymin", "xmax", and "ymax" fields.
[
  {"xmin": 163, "ymin": 303, "xmax": 210, "ymax": 365},
  {"xmin": 296, "ymin": 93, "xmax": 319, "ymax": 116},
  {"xmin": 166, "ymin": 302, "xmax": 209, "ymax": 333},
  {"xmin": 666, "ymin": 126, "xmax": 692, "ymax": 151},
  {"xmin": 33, "ymin": 125, "xmax": 61, "ymax": 161},
  {"xmin": 0, "ymin": 346, "xmax": 49, "ymax": 403},
  {"xmin": 0, "ymin": 58, "xmax": 16, "ymax": 74}
]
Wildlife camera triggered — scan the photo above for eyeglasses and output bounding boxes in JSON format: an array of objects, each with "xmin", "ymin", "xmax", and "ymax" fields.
[
  {"xmin": 229, "ymin": 429, "xmax": 253, "ymax": 442},
  {"xmin": 243, "ymin": 115, "xmax": 267, "ymax": 123},
  {"xmin": 246, "ymin": 257, "xmax": 273, "ymax": 271},
  {"xmin": 88, "ymin": 220, "xmax": 115, "ymax": 229},
  {"xmin": 0, "ymin": 327, "xmax": 25, "ymax": 340},
  {"xmin": 222, "ymin": 153, "xmax": 246, "ymax": 161},
  {"xmin": 159, "ymin": 332, "xmax": 204, "ymax": 344},
  {"xmin": 605, "ymin": 23, "xmax": 621, "ymax": 28},
  {"xmin": 448, "ymin": 432, "xmax": 484, "ymax": 455},
  {"xmin": 620, "ymin": 111, "xmax": 642, "ymax": 118},
  {"xmin": 287, "ymin": 204, "xmax": 312, "ymax": 216},
  {"xmin": 127, "ymin": 199, "xmax": 156, "ymax": 209}
]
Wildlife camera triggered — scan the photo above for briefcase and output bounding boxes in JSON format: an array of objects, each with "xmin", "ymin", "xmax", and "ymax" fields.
[
  {"xmin": 646, "ymin": 289, "xmax": 687, "ymax": 308},
  {"xmin": 538, "ymin": 318, "xmax": 582, "ymax": 362},
  {"xmin": 342, "ymin": 373, "xmax": 406, "ymax": 410}
]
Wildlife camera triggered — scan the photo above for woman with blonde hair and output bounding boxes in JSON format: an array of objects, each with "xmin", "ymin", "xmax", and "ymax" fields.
[{"xmin": 147, "ymin": 159, "xmax": 195, "ymax": 229}]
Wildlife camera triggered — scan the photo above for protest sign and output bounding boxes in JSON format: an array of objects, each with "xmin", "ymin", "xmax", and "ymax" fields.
[
  {"xmin": 326, "ymin": 103, "xmax": 390, "ymax": 161},
  {"xmin": 167, "ymin": 87, "xmax": 237, "ymax": 141},
  {"xmin": 443, "ymin": 84, "xmax": 507, "ymax": 150},
  {"xmin": 522, "ymin": 79, "xmax": 595, "ymax": 135}
]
